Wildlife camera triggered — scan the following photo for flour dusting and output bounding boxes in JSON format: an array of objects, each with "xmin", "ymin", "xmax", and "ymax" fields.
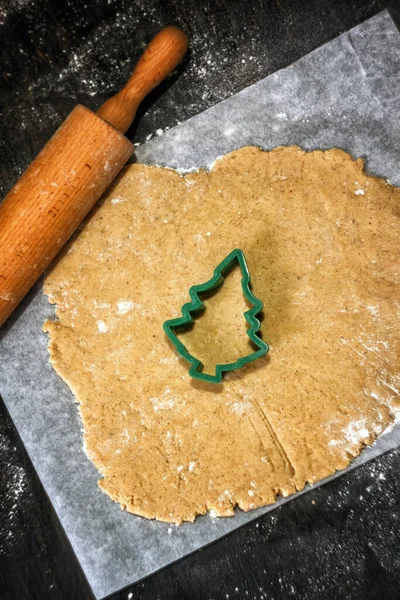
[
  {"xmin": 117, "ymin": 300, "xmax": 134, "ymax": 315},
  {"xmin": 97, "ymin": 320, "xmax": 108, "ymax": 333}
]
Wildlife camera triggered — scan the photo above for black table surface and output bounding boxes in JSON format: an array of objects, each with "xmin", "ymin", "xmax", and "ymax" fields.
[{"xmin": 1, "ymin": 1, "xmax": 400, "ymax": 599}]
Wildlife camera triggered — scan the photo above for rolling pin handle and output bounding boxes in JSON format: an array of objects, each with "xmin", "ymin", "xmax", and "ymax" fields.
[{"xmin": 97, "ymin": 26, "xmax": 189, "ymax": 133}]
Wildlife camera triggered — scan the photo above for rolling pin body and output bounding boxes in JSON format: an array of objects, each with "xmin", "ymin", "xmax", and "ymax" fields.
[{"xmin": 0, "ymin": 106, "xmax": 133, "ymax": 323}]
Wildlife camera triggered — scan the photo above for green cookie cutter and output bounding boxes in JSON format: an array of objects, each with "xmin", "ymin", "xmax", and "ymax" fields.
[{"xmin": 163, "ymin": 248, "xmax": 269, "ymax": 383}]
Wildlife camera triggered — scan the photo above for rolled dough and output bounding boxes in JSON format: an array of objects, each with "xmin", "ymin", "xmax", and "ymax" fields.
[{"xmin": 44, "ymin": 146, "xmax": 400, "ymax": 524}]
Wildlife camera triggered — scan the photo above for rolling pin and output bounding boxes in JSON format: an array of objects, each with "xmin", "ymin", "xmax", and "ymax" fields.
[{"xmin": 0, "ymin": 26, "xmax": 188, "ymax": 327}]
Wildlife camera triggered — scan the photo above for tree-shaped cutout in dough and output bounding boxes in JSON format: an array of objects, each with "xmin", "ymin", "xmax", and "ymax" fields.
[{"xmin": 163, "ymin": 249, "xmax": 269, "ymax": 383}]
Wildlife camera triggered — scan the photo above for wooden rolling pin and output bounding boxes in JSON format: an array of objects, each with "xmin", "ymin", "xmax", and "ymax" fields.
[{"xmin": 0, "ymin": 26, "xmax": 188, "ymax": 327}]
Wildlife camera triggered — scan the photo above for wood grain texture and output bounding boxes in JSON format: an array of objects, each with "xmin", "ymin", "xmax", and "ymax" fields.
[{"xmin": 0, "ymin": 106, "xmax": 133, "ymax": 327}]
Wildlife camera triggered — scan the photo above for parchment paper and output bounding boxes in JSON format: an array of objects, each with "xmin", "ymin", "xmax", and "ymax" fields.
[{"xmin": 1, "ymin": 10, "xmax": 400, "ymax": 599}]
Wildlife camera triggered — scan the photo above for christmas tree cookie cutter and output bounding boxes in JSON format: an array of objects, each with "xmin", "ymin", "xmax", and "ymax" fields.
[{"xmin": 163, "ymin": 248, "xmax": 269, "ymax": 383}]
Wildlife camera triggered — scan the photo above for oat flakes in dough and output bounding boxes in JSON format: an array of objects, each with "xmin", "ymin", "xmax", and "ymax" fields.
[{"xmin": 44, "ymin": 146, "xmax": 400, "ymax": 524}]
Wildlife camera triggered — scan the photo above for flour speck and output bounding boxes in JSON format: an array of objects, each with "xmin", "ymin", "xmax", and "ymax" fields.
[
  {"xmin": 117, "ymin": 300, "xmax": 134, "ymax": 315},
  {"xmin": 97, "ymin": 320, "xmax": 108, "ymax": 333},
  {"xmin": 231, "ymin": 401, "xmax": 252, "ymax": 416}
]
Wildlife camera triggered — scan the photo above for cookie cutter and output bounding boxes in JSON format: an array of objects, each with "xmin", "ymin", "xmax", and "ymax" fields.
[{"xmin": 163, "ymin": 248, "xmax": 269, "ymax": 383}]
